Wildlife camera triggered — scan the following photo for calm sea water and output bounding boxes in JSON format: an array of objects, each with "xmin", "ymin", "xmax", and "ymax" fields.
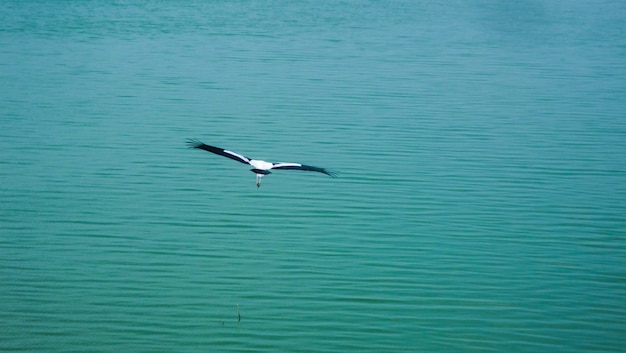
[{"xmin": 2, "ymin": 1, "xmax": 625, "ymax": 352}]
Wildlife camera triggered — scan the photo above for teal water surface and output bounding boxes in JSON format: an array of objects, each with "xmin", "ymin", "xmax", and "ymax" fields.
[{"xmin": 1, "ymin": 1, "xmax": 625, "ymax": 352}]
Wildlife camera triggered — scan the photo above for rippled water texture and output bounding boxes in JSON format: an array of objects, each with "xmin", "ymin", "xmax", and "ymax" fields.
[{"xmin": 1, "ymin": 1, "xmax": 625, "ymax": 352}]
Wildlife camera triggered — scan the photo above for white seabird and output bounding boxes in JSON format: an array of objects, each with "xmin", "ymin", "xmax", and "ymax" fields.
[{"xmin": 187, "ymin": 139, "xmax": 337, "ymax": 188}]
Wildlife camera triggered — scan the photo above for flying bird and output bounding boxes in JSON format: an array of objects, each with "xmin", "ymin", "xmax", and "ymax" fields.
[{"xmin": 187, "ymin": 139, "xmax": 337, "ymax": 188}]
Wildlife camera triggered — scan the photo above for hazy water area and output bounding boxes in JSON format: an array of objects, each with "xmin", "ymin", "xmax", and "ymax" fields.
[{"xmin": 1, "ymin": 1, "xmax": 625, "ymax": 352}]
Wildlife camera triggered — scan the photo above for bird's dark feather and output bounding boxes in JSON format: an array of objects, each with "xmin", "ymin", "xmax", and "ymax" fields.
[
  {"xmin": 187, "ymin": 139, "xmax": 251, "ymax": 165},
  {"xmin": 272, "ymin": 164, "xmax": 337, "ymax": 178}
]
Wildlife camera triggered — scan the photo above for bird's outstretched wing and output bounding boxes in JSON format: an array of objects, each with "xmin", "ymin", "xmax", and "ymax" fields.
[
  {"xmin": 187, "ymin": 139, "xmax": 251, "ymax": 165},
  {"xmin": 272, "ymin": 162, "xmax": 337, "ymax": 178}
]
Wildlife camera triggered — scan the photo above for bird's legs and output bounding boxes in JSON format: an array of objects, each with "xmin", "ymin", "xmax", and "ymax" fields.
[{"xmin": 256, "ymin": 174, "xmax": 264, "ymax": 188}]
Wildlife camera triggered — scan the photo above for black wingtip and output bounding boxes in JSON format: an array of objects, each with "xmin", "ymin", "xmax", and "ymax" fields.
[
  {"xmin": 186, "ymin": 138, "xmax": 203, "ymax": 149},
  {"xmin": 325, "ymin": 170, "xmax": 339, "ymax": 178}
]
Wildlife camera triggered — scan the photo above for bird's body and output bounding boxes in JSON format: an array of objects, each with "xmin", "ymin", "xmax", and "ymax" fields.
[{"xmin": 187, "ymin": 139, "xmax": 336, "ymax": 187}]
